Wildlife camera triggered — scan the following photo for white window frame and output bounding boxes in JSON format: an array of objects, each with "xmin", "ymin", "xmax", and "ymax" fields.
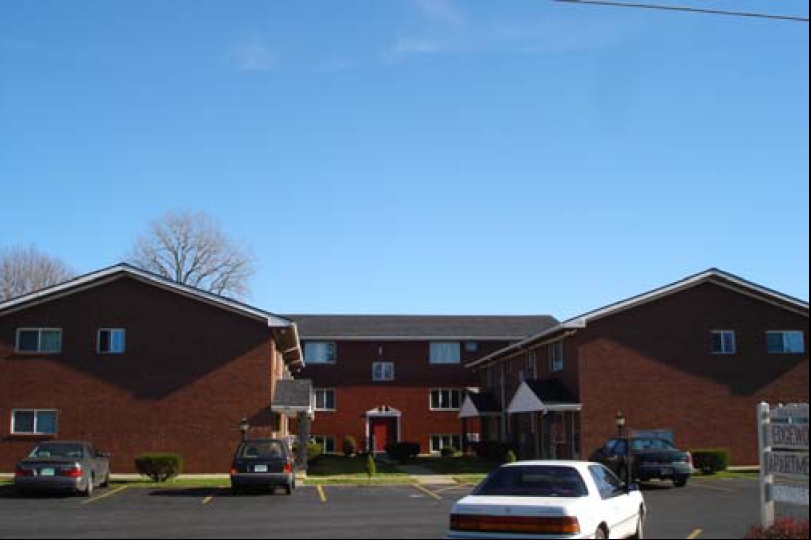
[
  {"xmin": 549, "ymin": 341, "xmax": 564, "ymax": 373},
  {"xmin": 372, "ymin": 362, "xmax": 395, "ymax": 382},
  {"xmin": 97, "ymin": 328, "xmax": 126, "ymax": 355},
  {"xmin": 10, "ymin": 409, "xmax": 59, "ymax": 435},
  {"xmin": 314, "ymin": 389, "xmax": 337, "ymax": 412},
  {"xmin": 430, "ymin": 389, "xmax": 463, "ymax": 411},
  {"xmin": 312, "ymin": 435, "xmax": 336, "ymax": 455},
  {"xmin": 711, "ymin": 330, "xmax": 737, "ymax": 355},
  {"xmin": 430, "ymin": 434, "xmax": 463, "ymax": 454},
  {"xmin": 429, "ymin": 342, "xmax": 462, "ymax": 365},
  {"xmin": 15, "ymin": 328, "xmax": 63, "ymax": 354},
  {"xmin": 767, "ymin": 331, "xmax": 806, "ymax": 354},
  {"xmin": 304, "ymin": 341, "xmax": 337, "ymax": 365}
]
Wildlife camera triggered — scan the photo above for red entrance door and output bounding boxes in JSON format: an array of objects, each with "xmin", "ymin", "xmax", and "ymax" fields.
[{"xmin": 370, "ymin": 417, "xmax": 397, "ymax": 453}]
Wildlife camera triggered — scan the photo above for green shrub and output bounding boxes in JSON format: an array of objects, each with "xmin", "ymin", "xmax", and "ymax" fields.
[
  {"xmin": 385, "ymin": 442, "xmax": 421, "ymax": 463},
  {"xmin": 691, "ymin": 449, "xmax": 730, "ymax": 474},
  {"xmin": 441, "ymin": 446, "xmax": 459, "ymax": 458},
  {"xmin": 307, "ymin": 442, "xmax": 324, "ymax": 463},
  {"xmin": 504, "ymin": 450, "xmax": 518, "ymax": 464},
  {"xmin": 134, "ymin": 453, "xmax": 183, "ymax": 482},
  {"xmin": 343, "ymin": 436, "xmax": 358, "ymax": 457},
  {"xmin": 365, "ymin": 454, "xmax": 377, "ymax": 478},
  {"xmin": 471, "ymin": 441, "xmax": 516, "ymax": 463}
]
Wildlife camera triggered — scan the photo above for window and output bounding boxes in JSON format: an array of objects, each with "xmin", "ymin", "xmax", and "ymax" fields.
[
  {"xmin": 312, "ymin": 436, "xmax": 336, "ymax": 455},
  {"xmin": 465, "ymin": 341, "xmax": 479, "ymax": 353},
  {"xmin": 589, "ymin": 465, "xmax": 625, "ymax": 499},
  {"xmin": 474, "ymin": 465, "xmax": 589, "ymax": 498},
  {"xmin": 304, "ymin": 342, "xmax": 336, "ymax": 364},
  {"xmin": 711, "ymin": 331, "xmax": 736, "ymax": 355},
  {"xmin": 15, "ymin": 329, "xmax": 62, "ymax": 354},
  {"xmin": 430, "ymin": 342, "xmax": 461, "ymax": 364},
  {"xmin": 98, "ymin": 329, "xmax": 126, "ymax": 354},
  {"xmin": 372, "ymin": 362, "xmax": 395, "ymax": 382},
  {"xmin": 11, "ymin": 410, "xmax": 58, "ymax": 435},
  {"xmin": 549, "ymin": 342, "xmax": 564, "ymax": 372},
  {"xmin": 767, "ymin": 331, "xmax": 806, "ymax": 354},
  {"xmin": 430, "ymin": 389, "xmax": 463, "ymax": 411},
  {"xmin": 314, "ymin": 389, "xmax": 336, "ymax": 411},
  {"xmin": 430, "ymin": 434, "xmax": 462, "ymax": 454}
]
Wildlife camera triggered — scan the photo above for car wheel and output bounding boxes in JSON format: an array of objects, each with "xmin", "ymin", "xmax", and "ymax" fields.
[
  {"xmin": 83, "ymin": 477, "xmax": 95, "ymax": 498},
  {"xmin": 101, "ymin": 473, "xmax": 110, "ymax": 489},
  {"xmin": 674, "ymin": 476, "xmax": 689, "ymax": 488},
  {"xmin": 631, "ymin": 507, "xmax": 645, "ymax": 539}
]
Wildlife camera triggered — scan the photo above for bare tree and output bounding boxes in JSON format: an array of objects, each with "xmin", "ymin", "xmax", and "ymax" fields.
[
  {"xmin": 128, "ymin": 210, "xmax": 257, "ymax": 299},
  {"xmin": 0, "ymin": 245, "xmax": 76, "ymax": 302}
]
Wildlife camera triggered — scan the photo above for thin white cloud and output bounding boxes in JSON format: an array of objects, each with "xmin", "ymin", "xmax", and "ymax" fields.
[
  {"xmin": 234, "ymin": 38, "xmax": 278, "ymax": 72},
  {"xmin": 414, "ymin": 0, "xmax": 465, "ymax": 26}
]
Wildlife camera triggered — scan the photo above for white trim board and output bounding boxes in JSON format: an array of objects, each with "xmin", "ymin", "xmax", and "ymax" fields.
[{"xmin": 507, "ymin": 382, "xmax": 582, "ymax": 414}]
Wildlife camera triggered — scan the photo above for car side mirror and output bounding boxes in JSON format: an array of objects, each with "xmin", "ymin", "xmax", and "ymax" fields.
[{"xmin": 625, "ymin": 483, "xmax": 640, "ymax": 493}]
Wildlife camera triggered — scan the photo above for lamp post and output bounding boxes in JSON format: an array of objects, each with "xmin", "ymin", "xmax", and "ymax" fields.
[
  {"xmin": 615, "ymin": 411, "xmax": 626, "ymax": 438},
  {"xmin": 238, "ymin": 418, "xmax": 250, "ymax": 442}
]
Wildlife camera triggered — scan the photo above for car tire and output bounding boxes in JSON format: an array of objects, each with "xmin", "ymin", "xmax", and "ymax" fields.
[
  {"xmin": 285, "ymin": 482, "xmax": 294, "ymax": 496},
  {"xmin": 674, "ymin": 476, "xmax": 689, "ymax": 488},
  {"xmin": 631, "ymin": 507, "xmax": 645, "ymax": 539},
  {"xmin": 101, "ymin": 473, "xmax": 110, "ymax": 489},
  {"xmin": 82, "ymin": 477, "xmax": 95, "ymax": 498}
]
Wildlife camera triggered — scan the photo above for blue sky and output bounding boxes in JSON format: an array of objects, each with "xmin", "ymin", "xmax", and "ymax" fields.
[{"xmin": 1, "ymin": 0, "xmax": 808, "ymax": 318}]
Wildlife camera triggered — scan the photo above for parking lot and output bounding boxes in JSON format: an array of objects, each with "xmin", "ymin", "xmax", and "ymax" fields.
[{"xmin": 0, "ymin": 478, "xmax": 807, "ymax": 539}]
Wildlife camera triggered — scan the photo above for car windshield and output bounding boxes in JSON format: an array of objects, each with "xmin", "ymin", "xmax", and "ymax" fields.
[
  {"xmin": 632, "ymin": 438, "xmax": 676, "ymax": 451},
  {"xmin": 474, "ymin": 466, "xmax": 589, "ymax": 498},
  {"xmin": 239, "ymin": 441, "xmax": 286, "ymax": 459},
  {"xmin": 28, "ymin": 443, "xmax": 85, "ymax": 459}
]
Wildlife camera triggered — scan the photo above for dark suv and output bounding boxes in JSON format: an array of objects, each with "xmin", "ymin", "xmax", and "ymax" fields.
[
  {"xmin": 230, "ymin": 439, "xmax": 296, "ymax": 495},
  {"xmin": 590, "ymin": 437, "xmax": 693, "ymax": 487}
]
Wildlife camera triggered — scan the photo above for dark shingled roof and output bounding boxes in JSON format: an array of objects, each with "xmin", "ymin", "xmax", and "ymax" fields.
[
  {"xmin": 272, "ymin": 379, "xmax": 313, "ymax": 408},
  {"xmin": 525, "ymin": 379, "xmax": 579, "ymax": 405},
  {"xmin": 467, "ymin": 392, "xmax": 503, "ymax": 414},
  {"xmin": 286, "ymin": 315, "xmax": 559, "ymax": 340}
]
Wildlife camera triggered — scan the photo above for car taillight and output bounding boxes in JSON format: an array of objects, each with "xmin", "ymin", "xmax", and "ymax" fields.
[
  {"xmin": 60, "ymin": 466, "xmax": 83, "ymax": 479},
  {"xmin": 450, "ymin": 514, "xmax": 581, "ymax": 535},
  {"xmin": 283, "ymin": 462, "xmax": 293, "ymax": 474},
  {"xmin": 15, "ymin": 466, "xmax": 33, "ymax": 478},
  {"xmin": 230, "ymin": 467, "xmax": 238, "ymax": 476}
]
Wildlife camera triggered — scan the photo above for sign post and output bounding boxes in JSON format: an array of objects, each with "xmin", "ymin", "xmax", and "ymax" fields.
[{"xmin": 758, "ymin": 403, "xmax": 810, "ymax": 529}]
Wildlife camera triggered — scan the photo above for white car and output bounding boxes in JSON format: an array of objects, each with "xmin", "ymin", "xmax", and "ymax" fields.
[{"xmin": 448, "ymin": 461, "xmax": 646, "ymax": 540}]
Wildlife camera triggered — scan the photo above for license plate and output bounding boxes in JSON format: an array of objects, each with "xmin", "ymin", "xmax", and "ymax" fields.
[
  {"xmin": 40, "ymin": 468, "xmax": 56, "ymax": 477},
  {"xmin": 254, "ymin": 465, "xmax": 268, "ymax": 473}
]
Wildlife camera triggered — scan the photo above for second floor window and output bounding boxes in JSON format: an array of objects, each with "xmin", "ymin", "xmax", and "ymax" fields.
[
  {"xmin": 305, "ymin": 342, "xmax": 336, "ymax": 364},
  {"xmin": 767, "ymin": 331, "xmax": 806, "ymax": 354},
  {"xmin": 16, "ymin": 329, "xmax": 62, "ymax": 354},
  {"xmin": 430, "ymin": 342, "xmax": 461, "ymax": 364},
  {"xmin": 98, "ymin": 329, "xmax": 126, "ymax": 354},
  {"xmin": 373, "ymin": 362, "xmax": 395, "ymax": 382},
  {"xmin": 549, "ymin": 342, "xmax": 564, "ymax": 372},
  {"xmin": 711, "ymin": 331, "xmax": 736, "ymax": 355},
  {"xmin": 314, "ymin": 389, "xmax": 336, "ymax": 411},
  {"xmin": 431, "ymin": 389, "xmax": 463, "ymax": 410}
]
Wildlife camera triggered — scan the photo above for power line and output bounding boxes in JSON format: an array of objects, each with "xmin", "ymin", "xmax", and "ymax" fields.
[{"xmin": 553, "ymin": 0, "xmax": 810, "ymax": 23}]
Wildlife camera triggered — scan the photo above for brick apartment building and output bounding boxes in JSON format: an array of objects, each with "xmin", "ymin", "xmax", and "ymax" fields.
[
  {"xmin": 462, "ymin": 269, "xmax": 809, "ymax": 465},
  {"xmin": 288, "ymin": 316, "xmax": 556, "ymax": 455},
  {"xmin": 0, "ymin": 264, "xmax": 303, "ymax": 473}
]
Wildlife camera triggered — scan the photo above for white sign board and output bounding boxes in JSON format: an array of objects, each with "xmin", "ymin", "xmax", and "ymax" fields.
[
  {"xmin": 769, "ymin": 424, "xmax": 810, "ymax": 451},
  {"xmin": 758, "ymin": 403, "xmax": 810, "ymax": 529},
  {"xmin": 772, "ymin": 484, "xmax": 810, "ymax": 506},
  {"xmin": 766, "ymin": 451, "xmax": 810, "ymax": 478}
]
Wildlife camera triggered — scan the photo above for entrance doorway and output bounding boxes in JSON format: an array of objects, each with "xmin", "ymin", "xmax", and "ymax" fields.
[{"xmin": 366, "ymin": 407, "xmax": 401, "ymax": 454}]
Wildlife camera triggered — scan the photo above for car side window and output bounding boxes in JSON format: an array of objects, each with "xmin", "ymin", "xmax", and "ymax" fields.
[
  {"xmin": 612, "ymin": 439, "xmax": 628, "ymax": 456},
  {"xmin": 589, "ymin": 465, "xmax": 624, "ymax": 499}
]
